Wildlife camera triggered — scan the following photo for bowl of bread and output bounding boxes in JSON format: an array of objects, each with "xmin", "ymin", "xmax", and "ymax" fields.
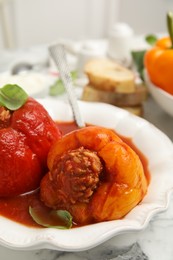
[{"xmin": 81, "ymin": 58, "xmax": 147, "ymax": 116}]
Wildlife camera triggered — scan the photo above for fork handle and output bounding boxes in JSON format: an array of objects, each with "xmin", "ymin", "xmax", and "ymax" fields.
[{"xmin": 49, "ymin": 44, "xmax": 85, "ymax": 128}]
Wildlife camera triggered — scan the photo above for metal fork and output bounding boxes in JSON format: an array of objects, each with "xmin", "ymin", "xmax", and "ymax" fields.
[{"xmin": 49, "ymin": 43, "xmax": 85, "ymax": 128}]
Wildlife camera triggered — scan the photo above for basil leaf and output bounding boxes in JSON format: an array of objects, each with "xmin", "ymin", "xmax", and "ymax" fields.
[
  {"xmin": 145, "ymin": 34, "xmax": 158, "ymax": 46},
  {"xmin": 131, "ymin": 50, "xmax": 146, "ymax": 80},
  {"xmin": 70, "ymin": 70, "xmax": 78, "ymax": 80},
  {"xmin": 49, "ymin": 79, "xmax": 65, "ymax": 96},
  {"xmin": 50, "ymin": 210, "xmax": 72, "ymax": 229},
  {"xmin": 0, "ymin": 84, "xmax": 28, "ymax": 111},
  {"xmin": 29, "ymin": 206, "xmax": 73, "ymax": 229},
  {"xmin": 49, "ymin": 70, "xmax": 78, "ymax": 96}
]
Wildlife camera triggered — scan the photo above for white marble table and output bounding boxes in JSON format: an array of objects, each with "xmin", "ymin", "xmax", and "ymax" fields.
[{"xmin": 0, "ymin": 46, "xmax": 173, "ymax": 260}]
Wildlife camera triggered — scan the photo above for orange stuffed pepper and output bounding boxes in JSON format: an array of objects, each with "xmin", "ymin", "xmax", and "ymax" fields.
[{"xmin": 40, "ymin": 126, "xmax": 148, "ymax": 225}]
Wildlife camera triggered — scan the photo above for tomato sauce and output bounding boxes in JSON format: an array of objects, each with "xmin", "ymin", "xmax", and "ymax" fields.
[{"xmin": 0, "ymin": 121, "xmax": 150, "ymax": 228}]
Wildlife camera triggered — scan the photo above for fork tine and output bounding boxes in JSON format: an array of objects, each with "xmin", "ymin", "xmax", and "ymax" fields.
[{"xmin": 49, "ymin": 44, "xmax": 85, "ymax": 128}]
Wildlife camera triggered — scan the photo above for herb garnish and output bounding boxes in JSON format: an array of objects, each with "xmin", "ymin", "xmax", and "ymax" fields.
[
  {"xmin": 29, "ymin": 206, "xmax": 73, "ymax": 229},
  {"xmin": 0, "ymin": 84, "xmax": 28, "ymax": 110},
  {"xmin": 49, "ymin": 71, "xmax": 77, "ymax": 96}
]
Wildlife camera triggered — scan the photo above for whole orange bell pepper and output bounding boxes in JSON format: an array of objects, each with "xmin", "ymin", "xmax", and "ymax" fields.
[
  {"xmin": 0, "ymin": 94, "xmax": 61, "ymax": 197},
  {"xmin": 145, "ymin": 12, "xmax": 173, "ymax": 95}
]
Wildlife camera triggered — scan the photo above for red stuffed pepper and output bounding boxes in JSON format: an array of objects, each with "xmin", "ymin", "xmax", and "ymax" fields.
[{"xmin": 0, "ymin": 97, "xmax": 61, "ymax": 197}]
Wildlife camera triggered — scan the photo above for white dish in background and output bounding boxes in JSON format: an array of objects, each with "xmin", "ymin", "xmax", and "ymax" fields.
[
  {"xmin": 144, "ymin": 69, "xmax": 173, "ymax": 117},
  {"xmin": 0, "ymin": 71, "xmax": 54, "ymax": 98},
  {"xmin": 0, "ymin": 99, "xmax": 173, "ymax": 251}
]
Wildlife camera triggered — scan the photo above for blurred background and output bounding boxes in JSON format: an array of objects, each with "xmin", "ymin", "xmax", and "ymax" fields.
[{"xmin": 0, "ymin": 0, "xmax": 173, "ymax": 50}]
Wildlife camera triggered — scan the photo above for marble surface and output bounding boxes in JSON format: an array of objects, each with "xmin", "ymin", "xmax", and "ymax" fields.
[{"xmin": 0, "ymin": 45, "xmax": 173, "ymax": 260}]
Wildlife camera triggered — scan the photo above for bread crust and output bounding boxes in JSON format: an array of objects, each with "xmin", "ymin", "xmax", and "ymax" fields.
[
  {"xmin": 81, "ymin": 84, "xmax": 147, "ymax": 107},
  {"xmin": 84, "ymin": 58, "xmax": 135, "ymax": 93}
]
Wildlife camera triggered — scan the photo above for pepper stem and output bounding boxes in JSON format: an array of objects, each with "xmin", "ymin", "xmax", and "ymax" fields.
[{"xmin": 167, "ymin": 12, "xmax": 173, "ymax": 48}]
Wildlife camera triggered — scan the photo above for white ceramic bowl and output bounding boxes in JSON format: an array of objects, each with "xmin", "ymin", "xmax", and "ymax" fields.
[
  {"xmin": 0, "ymin": 71, "xmax": 54, "ymax": 98},
  {"xmin": 0, "ymin": 99, "xmax": 173, "ymax": 251},
  {"xmin": 144, "ymin": 69, "xmax": 173, "ymax": 117}
]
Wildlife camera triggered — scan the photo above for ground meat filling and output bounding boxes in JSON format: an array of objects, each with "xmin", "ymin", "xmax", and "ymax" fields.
[
  {"xmin": 0, "ymin": 107, "xmax": 11, "ymax": 129},
  {"xmin": 51, "ymin": 147, "xmax": 103, "ymax": 205}
]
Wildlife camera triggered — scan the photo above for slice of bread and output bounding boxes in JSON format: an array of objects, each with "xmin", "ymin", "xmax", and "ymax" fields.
[
  {"xmin": 84, "ymin": 58, "xmax": 135, "ymax": 93},
  {"xmin": 81, "ymin": 84, "xmax": 147, "ymax": 106},
  {"xmin": 121, "ymin": 105, "xmax": 143, "ymax": 117}
]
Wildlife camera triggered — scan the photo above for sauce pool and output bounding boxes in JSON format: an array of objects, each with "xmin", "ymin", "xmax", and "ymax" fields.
[{"xmin": 0, "ymin": 121, "xmax": 150, "ymax": 228}]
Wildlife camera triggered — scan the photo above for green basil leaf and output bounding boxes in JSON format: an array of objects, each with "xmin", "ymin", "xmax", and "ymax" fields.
[
  {"xmin": 29, "ymin": 206, "xmax": 73, "ymax": 229},
  {"xmin": 49, "ymin": 79, "xmax": 65, "ymax": 96},
  {"xmin": 0, "ymin": 84, "xmax": 28, "ymax": 110},
  {"xmin": 70, "ymin": 70, "xmax": 78, "ymax": 81},
  {"xmin": 50, "ymin": 209, "xmax": 72, "ymax": 229},
  {"xmin": 145, "ymin": 34, "xmax": 158, "ymax": 46},
  {"xmin": 49, "ymin": 70, "xmax": 78, "ymax": 96},
  {"xmin": 131, "ymin": 50, "xmax": 146, "ymax": 80}
]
